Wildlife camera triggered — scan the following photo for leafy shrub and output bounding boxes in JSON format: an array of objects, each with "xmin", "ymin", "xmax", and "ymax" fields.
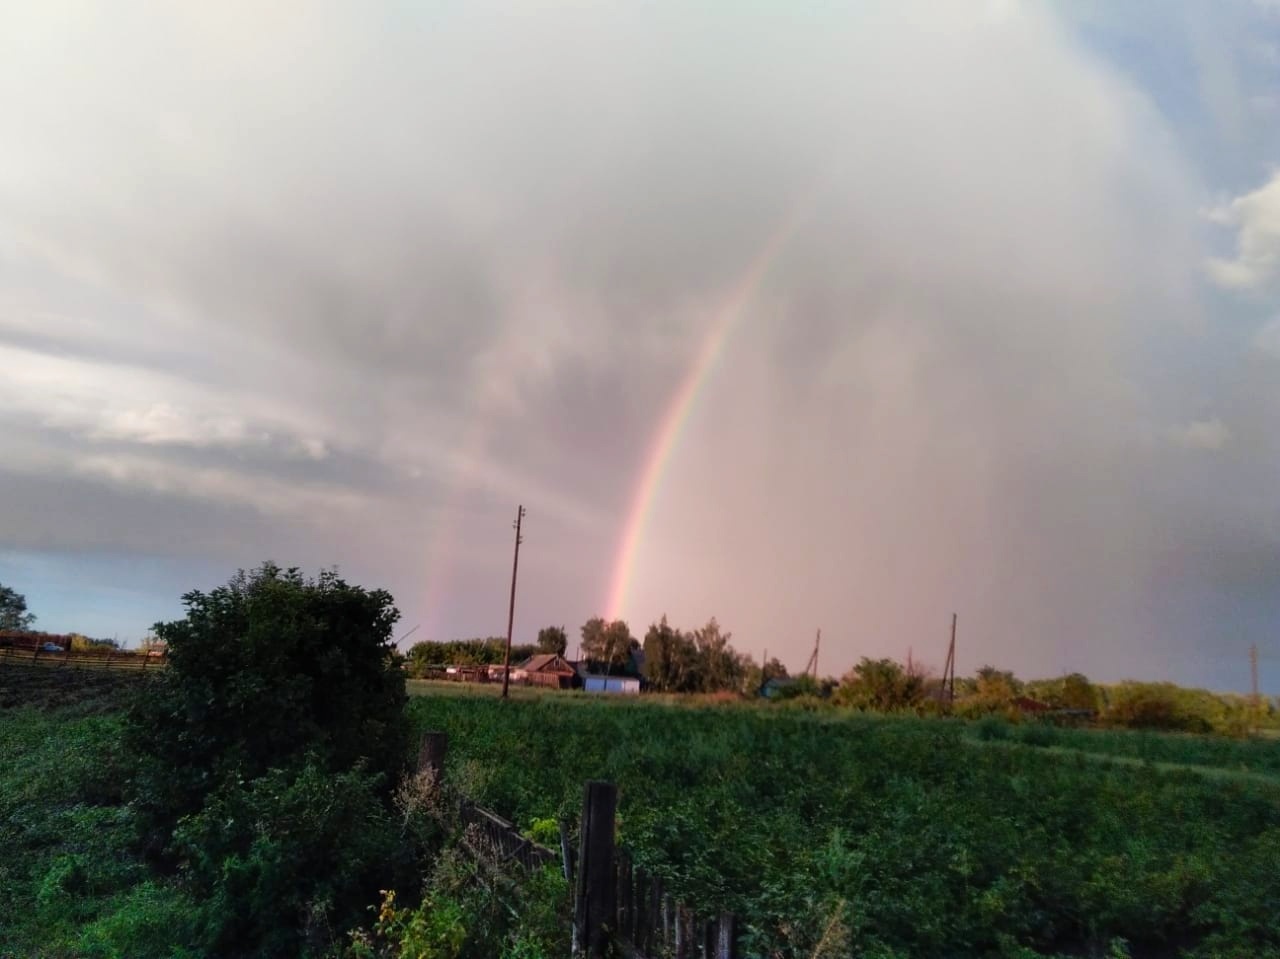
[
  {"xmin": 975, "ymin": 714, "xmax": 1012, "ymax": 740},
  {"xmin": 1102, "ymin": 682, "xmax": 1216, "ymax": 733},
  {"xmin": 1018, "ymin": 722, "xmax": 1059, "ymax": 748},
  {"xmin": 347, "ymin": 860, "xmax": 570, "ymax": 959},
  {"xmin": 129, "ymin": 563, "xmax": 408, "ymax": 839},
  {"xmin": 76, "ymin": 881, "xmax": 200, "ymax": 959},
  {"xmin": 174, "ymin": 759, "xmax": 407, "ymax": 957},
  {"xmin": 126, "ymin": 563, "xmax": 412, "ymax": 956}
]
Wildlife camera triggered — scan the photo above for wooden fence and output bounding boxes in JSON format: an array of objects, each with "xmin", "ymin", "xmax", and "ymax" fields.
[
  {"xmin": 460, "ymin": 799, "xmax": 559, "ymax": 872},
  {"xmin": 418, "ymin": 733, "xmax": 740, "ymax": 959},
  {"xmin": 0, "ymin": 645, "xmax": 165, "ymax": 672}
]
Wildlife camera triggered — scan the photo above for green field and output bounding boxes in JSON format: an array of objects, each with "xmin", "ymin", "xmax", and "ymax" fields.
[
  {"xmin": 408, "ymin": 693, "xmax": 1280, "ymax": 959},
  {"xmin": 6, "ymin": 667, "xmax": 1280, "ymax": 958}
]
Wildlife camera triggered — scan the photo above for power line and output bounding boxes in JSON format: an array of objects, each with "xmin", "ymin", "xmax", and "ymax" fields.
[{"xmin": 501, "ymin": 505, "xmax": 526, "ymax": 700}]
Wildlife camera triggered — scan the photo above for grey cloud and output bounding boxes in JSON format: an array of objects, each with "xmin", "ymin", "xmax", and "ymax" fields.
[{"xmin": 0, "ymin": 1, "xmax": 1276, "ymax": 682}]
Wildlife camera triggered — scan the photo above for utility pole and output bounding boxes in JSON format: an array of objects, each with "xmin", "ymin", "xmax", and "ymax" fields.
[
  {"xmin": 941, "ymin": 613, "xmax": 957, "ymax": 704},
  {"xmin": 803, "ymin": 629, "xmax": 821, "ymax": 680},
  {"xmin": 501, "ymin": 505, "xmax": 526, "ymax": 700}
]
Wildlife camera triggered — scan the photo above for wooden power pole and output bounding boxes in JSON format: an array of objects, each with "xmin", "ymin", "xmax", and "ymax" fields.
[
  {"xmin": 803, "ymin": 629, "xmax": 821, "ymax": 679},
  {"xmin": 941, "ymin": 613, "xmax": 957, "ymax": 704},
  {"xmin": 501, "ymin": 505, "xmax": 526, "ymax": 700}
]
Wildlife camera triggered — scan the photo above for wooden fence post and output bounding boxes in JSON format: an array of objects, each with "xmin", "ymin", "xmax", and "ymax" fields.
[
  {"xmin": 417, "ymin": 731, "xmax": 448, "ymax": 779},
  {"xmin": 573, "ymin": 780, "xmax": 617, "ymax": 958}
]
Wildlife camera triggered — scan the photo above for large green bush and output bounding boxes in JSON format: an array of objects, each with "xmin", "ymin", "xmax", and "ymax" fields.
[
  {"xmin": 130, "ymin": 563, "xmax": 408, "ymax": 835},
  {"xmin": 127, "ymin": 563, "xmax": 411, "ymax": 956}
]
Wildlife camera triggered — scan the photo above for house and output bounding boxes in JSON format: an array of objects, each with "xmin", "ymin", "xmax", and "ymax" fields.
[
  {"xmin": 581, "ymin": 674, "xmax": 641, "ymax": 695},
  {"xmin": 761, "ymin": 677, "xmax": 795, "ymax": 699},
  {"xmin": 519, "ymin": 653, "xmax": 578, "ymax": 689}
]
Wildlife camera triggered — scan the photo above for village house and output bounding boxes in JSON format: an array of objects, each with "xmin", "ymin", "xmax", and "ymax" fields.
[{"xmin": 519, "ymin": 653, "xmax": 578, "ymax": 689}]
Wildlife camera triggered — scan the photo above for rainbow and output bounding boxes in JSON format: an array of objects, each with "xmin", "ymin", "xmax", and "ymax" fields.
[{"xmin": 604, "ymin": 201, "xmax": 809, "ymax": 622}]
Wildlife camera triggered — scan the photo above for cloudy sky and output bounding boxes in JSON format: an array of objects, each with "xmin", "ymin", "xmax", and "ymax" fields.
[{"xmin": 2, "ymin": 1, "xmax": 1279, "ymax": 690}]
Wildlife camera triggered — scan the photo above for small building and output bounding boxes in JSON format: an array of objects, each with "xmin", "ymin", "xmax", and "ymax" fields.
[
  {"xmin": 761, "ymin": 677, "xmax": 795, "ymax": 699},
  {"xmin": 520, "ymin": 653, "xmax": 578, "ymax": 689},
  {"xmin": 582, "ymin": 674, "xmax": 641, "ymax": 695}
]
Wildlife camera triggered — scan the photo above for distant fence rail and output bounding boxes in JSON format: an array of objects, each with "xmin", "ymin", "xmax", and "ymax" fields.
[
  {"xmin": 459, "ymin": 799, "xmax": 559, "ymax": 872},
  {"xmin": 0, "ymin": 645, "xmax": 165, "ymax": 672}
]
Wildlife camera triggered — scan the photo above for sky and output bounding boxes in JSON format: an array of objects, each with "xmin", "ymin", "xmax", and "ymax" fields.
[{"xmin": 2, "ymin": 1, "xmax": 1279, "ymax": 691}]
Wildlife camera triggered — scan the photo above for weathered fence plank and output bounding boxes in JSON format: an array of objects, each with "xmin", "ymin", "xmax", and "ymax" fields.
[
  {"xmin": 573, "ymin": 780, "xmax": 617, "ymax": 958},
  {"xmin": 417, "ymin": 730, "xmax": 448, "ymax": 779}
]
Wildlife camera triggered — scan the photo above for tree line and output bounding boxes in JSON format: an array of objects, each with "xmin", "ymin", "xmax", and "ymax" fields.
[{"xmin": 405, "ymin": 611, "xmax": 1278, "ymax": 735}]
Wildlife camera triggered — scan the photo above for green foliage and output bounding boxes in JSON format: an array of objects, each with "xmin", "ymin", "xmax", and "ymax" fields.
[
  {"xmin": 173, "ymin": 759, "xmax": 405, "ymax": 957},
  {"xmin": 833, "ymin": 657, "xmax": 926, "ymax": 712},
  {"xmin": 579, "ymin": 616, "xmax": 636, "ymax": 673},
  {"xmin": 125, "ymin": 563, "xmax": 412, "ymax": 957},
  {"xmin": 1102, "ymin": 681, "xmax": 1232, "ymax": 734},
  {"xmin": 761, "ymin": 656, "xmax": 790, "ymax": 682},
  {"xmin": 1024, "ymin": 673, "xmax": 1100, "ymax": 712},
  {"xmin": 0, "ymin": 708, "xmax": 197, "ymax": 956},
  {"xmin": 770, "ymin": 673, "xmax": 826, "ymax": 700},
  {"xmin": 0, "ymin": 580, "xmax": 36, "ymax": 630},
  {"xmin": 77, "ymin": 881, "xmax": 201, "ymax": 959},
  {"xmin": 348, "ymin": 859, "xmax": 570, "ymax": 959},
  {"xmin": 524, "ymin": 816, "xmax": 560, "ymax": 846},
  {"xmin": 535, "ymin": 626, "xmax": 568, "ymax": 657},
  {"xmin": 408, "ymin": 692, "xmax": 1280, "ymax": 958},
  {"xmin": 643, "ymin": 615, "xmax": 751, "ymax": 693},
  {"xmin": 642, "ymin": 615, "xmax": 698, "ymax": 692},
  {"xmin": 405, "ymin": 638, "xmax": 538, "ymax": 674},
  {"xmin": 129, "ymin": 562, "xmax": 409, "ymax": 838},
  {"xmin": 975, "ymin": 713, "xmax": 1013, "ymax": 740}
]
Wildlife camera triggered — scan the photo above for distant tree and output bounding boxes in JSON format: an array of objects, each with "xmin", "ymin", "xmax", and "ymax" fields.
[
  {"xmin": 1102, "ymin": 681, "xmax": 1215, "ymax": 733},
  {"xmin": 642, "ymin": 616, "xmax": 699, "ymax": 692},
  {"xmin": 580, "ymin": 616, "xmax": 635, "ymax": 673},
  {"xmin": 0, "ymin": 582, "xmax": 35, "ymax": 631},
  {"xmin": 833, "ymin": 657, "xmax": 927, "ymax": 712},
  {"xmin": 762, "ymin": 657, "xmax": 790, "ymax": 682},
  {"xmin": 1026, "ymin": 672, "xmax": 1099, "ymax": 712},
  {"xmin": 974, "ymin": 665, "xmax": 1021, "ymax": 707},
  {"xmin": 692, "ymin": 617, "xmax": 746, "ymax": 693},
  {"xmin": 537, "ymin": 625, "xmax": 568, "ymax": 657}
]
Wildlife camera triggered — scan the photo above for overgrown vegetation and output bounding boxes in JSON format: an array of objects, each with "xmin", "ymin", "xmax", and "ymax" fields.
[
  {"xmin": 409, "ymin": 693, "xmax": 1280, "ymax": 958},
  {"xmin": 0, "ymin": 565, "xmax": 568, "ymax": 959},
  {"xmin": 125, "ymin": 563, "xmax": 413, "ymax": 956},
  {"xmin": 0, "ymin": 705, "xmax": 200, "ymax": 957}
]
